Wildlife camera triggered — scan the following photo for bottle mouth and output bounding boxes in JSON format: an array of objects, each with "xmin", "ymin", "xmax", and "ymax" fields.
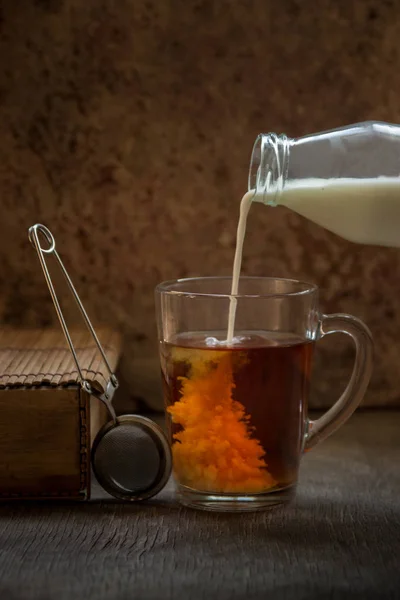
[{"xmin": 248, "ymin": 133, "xmax": 290, "ymax": 203}]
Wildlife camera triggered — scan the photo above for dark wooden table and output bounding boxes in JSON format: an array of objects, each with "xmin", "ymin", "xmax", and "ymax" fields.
[{"xmin": 0, "ymin": 411, "xmax": 399, "ymax": 600}]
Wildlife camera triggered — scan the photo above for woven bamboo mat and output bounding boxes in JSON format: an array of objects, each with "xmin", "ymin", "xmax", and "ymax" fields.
[{"xmin": 0, "ymin": 328, "xmax": 121, "ymax": 392}]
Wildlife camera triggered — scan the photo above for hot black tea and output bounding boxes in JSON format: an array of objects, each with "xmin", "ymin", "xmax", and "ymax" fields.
[{"xmin": 160, "ymin": 331, "xmax": 314, "ymax": 494}]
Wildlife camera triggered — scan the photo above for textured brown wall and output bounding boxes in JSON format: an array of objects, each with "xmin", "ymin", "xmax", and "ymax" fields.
[{"xmin": 1, "ymin": 0, "xmax": 400, "ymax": 411}]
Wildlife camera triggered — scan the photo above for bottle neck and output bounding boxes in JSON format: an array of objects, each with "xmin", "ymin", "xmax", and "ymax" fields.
[{"xmin": 248, "ymin": 133, "xmax": 291, "ymax": 205}]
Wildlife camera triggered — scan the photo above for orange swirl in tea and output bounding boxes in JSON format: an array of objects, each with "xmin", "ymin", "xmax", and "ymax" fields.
[
  {"xmin": 162, "ymin": 332, "xmax": 313, "ymax": 494},
  {"xmin": 167, "ymin": 339, "xmax": 276, "ymax": 493}
]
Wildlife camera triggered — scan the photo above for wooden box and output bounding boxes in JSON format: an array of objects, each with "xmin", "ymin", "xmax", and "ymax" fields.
[{"xmin": 0, "ymin": 328, "xmax": 121, "ymax": 500}]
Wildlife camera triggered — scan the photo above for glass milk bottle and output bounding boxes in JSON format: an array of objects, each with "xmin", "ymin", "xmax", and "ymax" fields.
[{"xmin": 249, "ymin": 121, "xmax": 400, "ymax": 247}]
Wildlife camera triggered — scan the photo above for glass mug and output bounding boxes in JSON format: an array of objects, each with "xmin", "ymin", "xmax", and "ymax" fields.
[{"xmin": 155, "ymin": 277, "xmax": 373, "ymax": 512}]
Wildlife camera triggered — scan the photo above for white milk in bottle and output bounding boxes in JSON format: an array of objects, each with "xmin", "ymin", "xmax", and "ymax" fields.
[{"xmin": 259, "ymin": 177, "xmax": 400, "ymax": 248}]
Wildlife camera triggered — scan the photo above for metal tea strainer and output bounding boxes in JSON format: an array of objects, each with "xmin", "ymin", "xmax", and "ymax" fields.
[{"xmin": 29, "ymin": 223, "xmax": 171, "ymax": 501}]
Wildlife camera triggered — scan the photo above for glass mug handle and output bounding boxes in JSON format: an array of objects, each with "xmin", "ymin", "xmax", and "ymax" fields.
[{"xmin": 305, "ymin": 313, "xmax": 373, "ymax": 451}]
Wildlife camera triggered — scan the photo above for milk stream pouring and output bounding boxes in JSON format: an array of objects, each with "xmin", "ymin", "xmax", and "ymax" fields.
[{"xmin": 227, "ymin": 121, "xmax": 400, "ymax": 343}]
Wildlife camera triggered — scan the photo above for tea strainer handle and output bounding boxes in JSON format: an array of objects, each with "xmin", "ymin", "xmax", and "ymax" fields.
[{"xmin": 29, "ymin": 223, "xmax": 118, "ymax": 421}]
